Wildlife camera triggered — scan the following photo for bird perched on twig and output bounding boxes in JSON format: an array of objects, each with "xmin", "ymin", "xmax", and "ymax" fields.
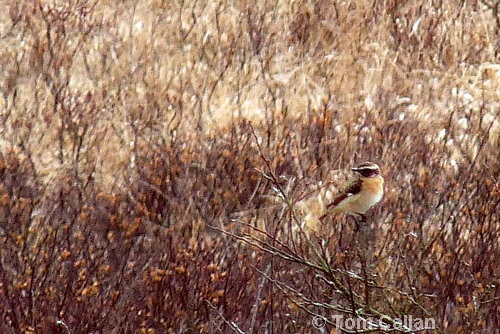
[{"xmin": 320, "ymin": 161, "xmax": 384, "ymax": 223}]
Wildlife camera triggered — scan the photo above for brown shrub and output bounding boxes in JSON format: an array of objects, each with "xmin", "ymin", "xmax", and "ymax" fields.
[{"xmin": 1, "ymin": 0, "xmax": 499, "ymax": 333}]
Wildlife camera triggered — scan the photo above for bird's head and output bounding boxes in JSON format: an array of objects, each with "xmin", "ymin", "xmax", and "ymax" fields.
[{"xmin": 351, "ymin": 162, "xmax": 381, "ymax": 178}]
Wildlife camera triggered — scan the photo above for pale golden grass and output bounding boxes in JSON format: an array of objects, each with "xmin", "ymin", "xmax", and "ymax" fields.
[{"xmin": 0, "ymin": 0, "xmax": 499, "ymax": 192}]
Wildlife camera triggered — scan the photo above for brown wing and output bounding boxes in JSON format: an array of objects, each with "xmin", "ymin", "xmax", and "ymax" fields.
[{"xmin": 326, "ymin": 178, "xmax": 362, "ymax": 209}]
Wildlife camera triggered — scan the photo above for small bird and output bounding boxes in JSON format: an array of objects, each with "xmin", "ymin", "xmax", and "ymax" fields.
[{"xmin": 320, "ymin": 161, "xmax": 384, "ymax": 222}]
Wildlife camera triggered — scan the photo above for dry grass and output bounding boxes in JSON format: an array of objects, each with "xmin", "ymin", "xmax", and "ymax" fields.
[{"xmin": 1, "ymin": 0, "xmax": 500, "ymax": 333}]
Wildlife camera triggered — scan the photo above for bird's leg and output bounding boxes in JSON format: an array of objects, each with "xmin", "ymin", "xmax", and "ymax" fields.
[{"xmin": 353, "ymin": 214, "xmax": 366, "ymax": 232}]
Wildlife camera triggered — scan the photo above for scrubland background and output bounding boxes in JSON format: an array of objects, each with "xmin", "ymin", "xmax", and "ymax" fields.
[{"xmin": 1, "ymin": 0, "xmax": 500, "ymax": 333}]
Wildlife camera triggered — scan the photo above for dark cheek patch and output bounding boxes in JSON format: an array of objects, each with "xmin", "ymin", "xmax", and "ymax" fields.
[{"xmin": 360, "ymin": 169, "xmax": 378, "ymax": 177}]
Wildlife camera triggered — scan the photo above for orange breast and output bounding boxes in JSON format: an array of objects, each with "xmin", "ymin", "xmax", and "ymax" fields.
[{"xmin": 331, "ymin": 176, "xmax": 384, "ymax": 214}]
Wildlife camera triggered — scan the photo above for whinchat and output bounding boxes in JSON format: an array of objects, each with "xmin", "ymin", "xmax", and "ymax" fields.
[{"xmin": 321, "ymin": 162, "xmax": 384, "ymax": 222}]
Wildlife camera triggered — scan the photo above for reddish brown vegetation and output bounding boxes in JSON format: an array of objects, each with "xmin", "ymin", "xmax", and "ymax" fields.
[{"xmin": 1, "ymin": 0, "xmax": 500, "ymax": 333}]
